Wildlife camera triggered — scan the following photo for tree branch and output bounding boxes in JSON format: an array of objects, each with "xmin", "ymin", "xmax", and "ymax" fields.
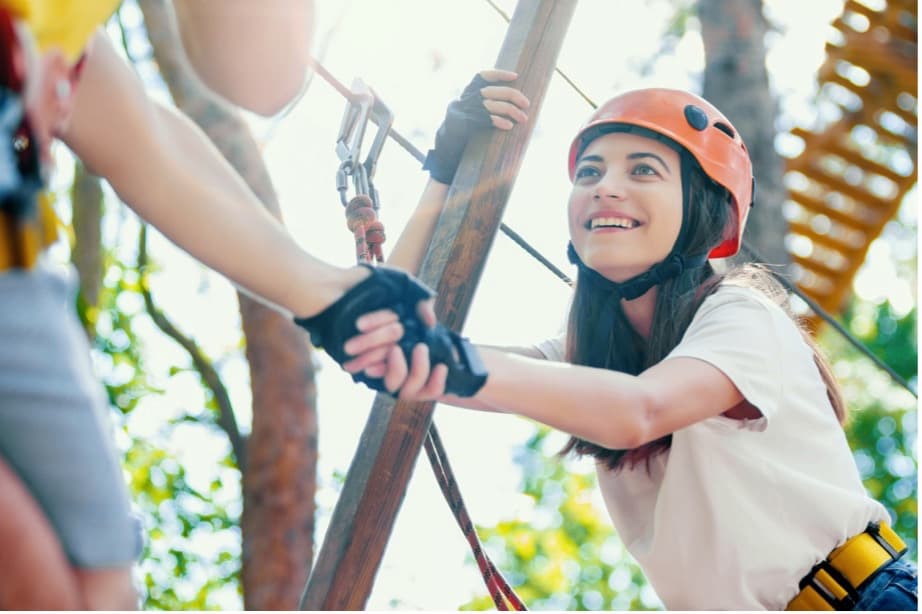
[{"xmin": 137, "ymin": 224, "xmax": 247, "ymax": 472}]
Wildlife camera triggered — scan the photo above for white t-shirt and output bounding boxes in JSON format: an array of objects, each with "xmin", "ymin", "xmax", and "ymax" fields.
[{"xmin": 535, "ymin": 284, "xmax": 889, "ymax": 610}]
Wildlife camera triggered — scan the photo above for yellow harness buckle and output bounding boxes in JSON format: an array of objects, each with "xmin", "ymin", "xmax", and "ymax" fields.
[
  {"xmin": 0, "ymin": 193, "xmax": 59, "ymax": 271},
  {"xmin": 787, "ymin": 522, "xmax": 907, "ymax": 611}
]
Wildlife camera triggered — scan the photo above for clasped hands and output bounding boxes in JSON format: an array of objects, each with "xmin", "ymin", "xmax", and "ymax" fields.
[{"xmin": 297, "ymin": 69, "xmax": 529, "ymax": 399}]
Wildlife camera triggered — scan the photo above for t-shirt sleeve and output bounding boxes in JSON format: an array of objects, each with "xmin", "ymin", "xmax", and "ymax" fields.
[
  {"xmin": 534, "ymin": 333, "xmax": 566, "ymax": 361},
  {"xmin": 665, "ymin": 286, "xmax": 789, "ymax": 423}
]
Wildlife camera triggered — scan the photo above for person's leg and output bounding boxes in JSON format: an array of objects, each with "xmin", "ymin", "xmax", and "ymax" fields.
[
  {"xmin": 0, "ymin": 454, "xmax": 83, "ymax": 610},
  {"xmin": 0, "ymin": 264, "xmax": 142, "ymax": 609},
  {"xmin": 75, "ymin": 567, "xmax": 139, "ymax": 610},
  {"xmin": 0, "ymin": 453, "xmax": 137, "ymax": 610},
  {"xmin": 854, "ymin": 558, "xmax": 918, "ymax": 611}
]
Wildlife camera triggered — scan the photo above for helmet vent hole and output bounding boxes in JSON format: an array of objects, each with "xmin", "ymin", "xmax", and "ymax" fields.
[{"xmin": 713, "ymin": 122, "xmax": 736, "ymax": 138}]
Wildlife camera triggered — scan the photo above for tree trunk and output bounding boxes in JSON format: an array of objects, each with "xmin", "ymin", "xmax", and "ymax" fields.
[
  {"xmin": 70, "ymin": 160, "xmax": 104, "ymax": 333},
  {"xmin": 698, "ymin": 0, "xmax": 789, "ymax": 266},
  {"xmin": 136, "ymin": 1, "xmax": 317, "ymax": 608}
]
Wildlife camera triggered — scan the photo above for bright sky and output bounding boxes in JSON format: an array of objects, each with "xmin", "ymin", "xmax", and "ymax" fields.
[{"xmin": 49, "ymin": 0, "xmax": 917, "ymax": 609}]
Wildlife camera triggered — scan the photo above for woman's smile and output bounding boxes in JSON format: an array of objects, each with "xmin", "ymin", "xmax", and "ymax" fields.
[{"xmin": 586, "ymin": 212, "xmax": 642, "ymax": 231}]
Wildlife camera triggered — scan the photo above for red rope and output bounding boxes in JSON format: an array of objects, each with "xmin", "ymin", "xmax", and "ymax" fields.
[
  {"xmin": 345, "ymin": 195, "xmax": 385, "ymax": 263},
  {"xmin": 424, "ymin": 427, "xmax": 527, "ymax": 611}
]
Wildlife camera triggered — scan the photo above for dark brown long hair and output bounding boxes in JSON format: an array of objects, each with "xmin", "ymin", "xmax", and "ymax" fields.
[{"xmin": 560, "ymin": 157, "xmax": 846, "ymax": 471}]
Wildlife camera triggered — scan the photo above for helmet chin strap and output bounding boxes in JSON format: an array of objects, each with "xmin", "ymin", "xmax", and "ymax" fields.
[
  {"xmin": 567, "ymin": 154, "xmax": 709, "ymax": 303},
  {"xmin": 567, "ymin": 243, "xmax": 708, "ymax": 301}
]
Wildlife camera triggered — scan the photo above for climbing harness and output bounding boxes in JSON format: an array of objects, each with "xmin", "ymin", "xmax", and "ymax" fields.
[
  {"xmin": 0, "ymin": 5, "xmax": 56, "ymax": 272},
  {"xmin": 786, "ymin": 522, "xmax": 908, "ymax": 611},
  {"xmin": 335, "ymin": 78, "xmax": 392, "ymax": 263},
  {"xmin": 331, "ymin": 77, "xmax": 525, "ymax": 610}
]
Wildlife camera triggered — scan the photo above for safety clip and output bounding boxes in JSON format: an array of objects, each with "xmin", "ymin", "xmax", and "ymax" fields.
[{"xmin": 334, "ymin": 79, "xmax": 394, "ymax": 211}]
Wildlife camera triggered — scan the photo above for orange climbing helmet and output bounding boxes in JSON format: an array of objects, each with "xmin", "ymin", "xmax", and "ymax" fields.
[{"xmin": 567, "ymin": 88, "xmax": 754, "ymax": 258}]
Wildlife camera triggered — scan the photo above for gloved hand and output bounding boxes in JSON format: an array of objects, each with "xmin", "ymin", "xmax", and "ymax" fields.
[
  {"xmin": 417, "ymin": 324, "xmax": 488, "ymax": 398},
  {"xmin": 423, "ymin": 70, "xmax": 528, "ymax": 185},
  {"xmin": 294, "ymin": 265, "xmax": 487, "ymax": 397}
]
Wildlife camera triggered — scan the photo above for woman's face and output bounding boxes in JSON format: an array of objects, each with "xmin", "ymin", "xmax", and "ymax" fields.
[{"xmin": 568, "ymin": 131, "xmax": 683, "ymax": 282}]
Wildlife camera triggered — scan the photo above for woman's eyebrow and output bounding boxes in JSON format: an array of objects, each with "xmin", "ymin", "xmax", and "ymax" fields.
[
  {"xmin": 576, "ymin": 154, "xmax": 604, "ymax": 166},
  {"xmin": 628, "ymin": 151, "xmax": 671, "ymax": 173}
]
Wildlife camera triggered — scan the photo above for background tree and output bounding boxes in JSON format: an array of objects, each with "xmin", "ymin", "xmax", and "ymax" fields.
[
  {"xmin": 135, "ymin": 2, "xmax": 318, "ymax": 607},
  {"xmin": 700, "ymin": 0, "xmax": 789, "ymax": 266}
]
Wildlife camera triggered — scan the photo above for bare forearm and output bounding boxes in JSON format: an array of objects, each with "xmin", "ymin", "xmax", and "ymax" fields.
[
  {"xmin": 386, "ymin": 179, "xmax": 449, "ymax": 274},
  {"xmin": 61, "ymin": 32, "xmax": 353, "ymax": 317},
  {"xmin": 472, "ymin": 348, "xmax": 652, "ymax": 449},
  {"xmin": 117, "ymin": 105, "xmax": 350, "ymax": 315}
]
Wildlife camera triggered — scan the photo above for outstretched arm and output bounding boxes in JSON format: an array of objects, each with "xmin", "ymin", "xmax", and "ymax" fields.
[
  {"xmin": 59, "ymin": 31, "xmax": 362, "ymax": 318},
  {"xmin": 469, "ymin": 349, "xmax": 744, "ymax": 449},
  {"xmin": 172, "ymin": 0, "xmax": 314, "ymax": 116},
  {"xmin": 376, "ymin": 343, "xmax": 745, "ymax": 450}
]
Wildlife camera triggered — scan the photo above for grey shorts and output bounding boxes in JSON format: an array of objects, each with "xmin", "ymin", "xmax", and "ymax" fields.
[{"xmin": 0, "ymin": 261, "xmax": 142, "ymax": 568}]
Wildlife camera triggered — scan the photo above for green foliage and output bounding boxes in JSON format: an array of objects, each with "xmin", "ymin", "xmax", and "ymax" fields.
[
  {"xmin": 73, "ymin": 223, "xmax": 244, "ymax": 610},
  {"xmin": 462, "ymin": 428, "xmax": 661, "ymax": 611},
  {"xmin": 824, "ymin": 299, "xmax": 918, "ymax": 562}
]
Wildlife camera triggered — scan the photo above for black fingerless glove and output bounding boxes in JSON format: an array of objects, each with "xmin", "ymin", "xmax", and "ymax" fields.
[
  {"xmin": 422, "ymin": 74, "xmax": 494, "ymax": 185},
  {"xmin": 419, "ymin": 324, "xmax": 488, "ymax": 398},
  {"xmin": 294, "ymin": 266, "xmax": 487, "ymax": 397}
]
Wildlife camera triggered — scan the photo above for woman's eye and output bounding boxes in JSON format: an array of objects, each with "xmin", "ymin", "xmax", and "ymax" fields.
[
  {"xmin": 632, "ymin": 163, "xmax": 658, "ymax": 176},
  {"xmin": 575, "ymin": 166, "xmax": 600, "ymax": 180}
]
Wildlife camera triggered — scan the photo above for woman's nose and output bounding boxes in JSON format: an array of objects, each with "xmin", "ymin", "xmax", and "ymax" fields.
[{"xmin": 593, "ymin": 175, "xmax": 625, "ymax": 201}]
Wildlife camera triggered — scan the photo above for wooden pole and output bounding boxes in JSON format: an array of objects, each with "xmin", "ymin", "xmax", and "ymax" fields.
[{"xmin": 300, "ymin": 1, "xmax": 576, "ymax": 609}]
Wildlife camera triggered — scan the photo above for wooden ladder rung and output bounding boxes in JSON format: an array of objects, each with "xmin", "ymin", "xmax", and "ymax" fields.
[
  {"xmin": 793, "ymin": 165, "xmax": 898, "ymax": 209},
  {"xmin": 789, "ymin": 128, "xmax": 911, "ymax": 183},
  {"xmin": 840, "ymin": 1, "xmax": 918, "ymax": 42},
  {"xmin": 814, "ymin": 74, "xmax": 918, "ymax": 140},
  {"xmin": 824, "ymin": 42, "xmax": 917, "ymax": 92},
  {"xmin": 786, "ymin": 191, "xmax": 880, "ymax": 231},
  {"xmin": 786, "ymin": 220, "xmax": 864, "ymax": 253},
  {"xmin": 788, "ymin": 0, "xmax": 916, "ymax": 322},
  {"xmin": 792, "ymin": 254, "xmax": 848, "ymax": 279}
]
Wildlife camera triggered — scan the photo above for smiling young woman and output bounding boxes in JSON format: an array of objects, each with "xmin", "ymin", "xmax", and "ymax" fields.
[{"xmin": 343, "ymin": 73, "xmax": 917, "ymax": 611}]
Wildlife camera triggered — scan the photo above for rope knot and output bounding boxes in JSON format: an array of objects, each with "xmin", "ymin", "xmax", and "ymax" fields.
[{"xmin": 345, "ymin": 195, "xmax": 386, "ymax": 263}]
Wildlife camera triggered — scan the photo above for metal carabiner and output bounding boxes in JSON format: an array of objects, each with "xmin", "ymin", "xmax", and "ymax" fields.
[{"xmin": 334, "ymin": 79, "xmax": 394, "ymax": 211}]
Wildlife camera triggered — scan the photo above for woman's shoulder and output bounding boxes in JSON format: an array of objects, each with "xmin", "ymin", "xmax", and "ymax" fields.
[
  {"xmin": 685, "ymin": 272, "xmax": 804, "ymax": 343},
  {"xmin": 699, "ymin": 267, "xmax": 795, "ymax": 318},
  {"xmin": 697, "ymin": 281, "xmax": 783, "ymax": 318}
]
